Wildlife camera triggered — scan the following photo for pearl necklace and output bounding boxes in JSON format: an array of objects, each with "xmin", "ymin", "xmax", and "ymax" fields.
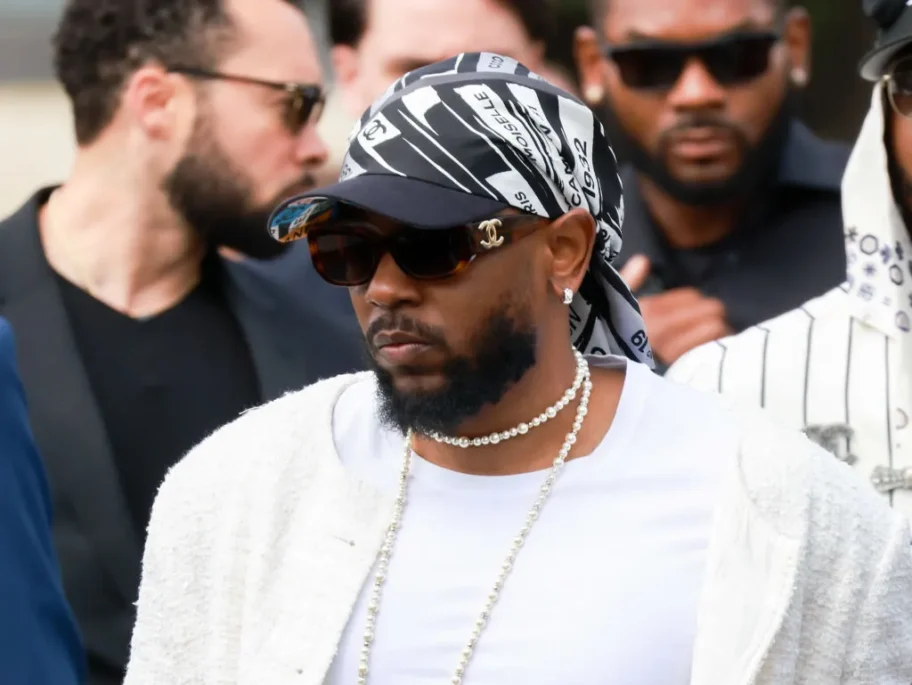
[
  {"xmin": 357, "ymin": 359, "xmax": 593, "ymax": 685},
  {"xmin": 428, "ymin": 349, "xmax": 588, "ymax": 448}
]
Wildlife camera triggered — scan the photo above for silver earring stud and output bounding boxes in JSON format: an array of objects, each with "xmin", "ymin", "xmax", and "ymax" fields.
[
  {"xmin": 791, "ymin": 68, "xmax": 808, "ymax": 88},
  {"xmin": 562, "ymin": 288, "xmax": 574, "ymax": 305},
  {"xmin": 584, "ymin": 85, "xmax": 604, "ymax": 105}
]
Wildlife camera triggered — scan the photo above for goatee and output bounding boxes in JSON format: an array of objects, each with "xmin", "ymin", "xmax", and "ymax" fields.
[
  {"xmin": 372, "ymin": 306, "xmax": 538, "ymax": 437},
  {"xmin": 600, "ymin": 90, "xmax": 796, "ymax": 207}
]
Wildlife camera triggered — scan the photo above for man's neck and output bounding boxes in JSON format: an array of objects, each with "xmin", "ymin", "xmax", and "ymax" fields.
[
  {"xmin": 638, "ymin": 175, "xmax": 744, "ymax": 250},
  {"xmin": 411, "ymin": 354, "xmax": 625, "ymax": 477},
  {"xmin": 40, "ymin": 151, "xmax": 206, "ymax": 319}
]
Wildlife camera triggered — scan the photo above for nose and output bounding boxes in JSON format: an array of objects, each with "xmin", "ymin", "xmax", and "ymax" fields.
[
  {"xmin": 361, "ymin": 252, "xmax": 422, "ymax": 309},
  {"xmin": 294, "ymin": 122, "xmax": 330, "ymax": 167},
  {"xmin": 666, "ymin": 58, "xmax": 726, "ymax": 112}
]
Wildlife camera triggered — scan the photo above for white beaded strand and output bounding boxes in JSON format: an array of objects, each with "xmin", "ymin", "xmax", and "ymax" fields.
[
  {"xmin": 357, "ymin": 450, "xmax": 410, "ymax": 685},
  {"xmin": 357, "ymin": 355, "xmax": 593, "ymax": 685},
  {"xmin": 428, "ymin": 349, "xmax": 587, "ymax": 448}
]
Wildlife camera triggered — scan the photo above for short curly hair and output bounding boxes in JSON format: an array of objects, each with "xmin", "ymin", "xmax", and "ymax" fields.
[{"xmin": 53, "ymin": 0, "xmax": 294, "ymax": 145}]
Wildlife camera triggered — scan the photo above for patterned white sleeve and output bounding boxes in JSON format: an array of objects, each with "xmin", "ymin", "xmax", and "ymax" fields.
[{"xmin": 665, "ymin": 340, "xmax": 728, "ymax": 394}]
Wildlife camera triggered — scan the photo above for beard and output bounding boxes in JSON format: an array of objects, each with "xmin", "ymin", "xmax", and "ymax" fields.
[
  {"xmin": 162, "ymin": 110, "xmax": 313, "ymax": 260},
  {"xmin": 370, "ymin": 303, "xmax": 538, "ymax": 437},
  {"xmin": 600, "ymin": 90, "xmax": 795, "ymax": 207}
]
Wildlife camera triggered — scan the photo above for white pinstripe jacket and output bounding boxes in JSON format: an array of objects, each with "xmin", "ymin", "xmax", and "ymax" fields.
[{"xmin": 669, "ymin": 85, "xmax": 912, "ymax": 516}]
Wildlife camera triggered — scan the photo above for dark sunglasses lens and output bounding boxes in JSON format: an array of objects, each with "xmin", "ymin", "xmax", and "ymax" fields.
[
  {"xmin": 890, "ymin": 61, "xmax": 912, "ymax": 117},
  {"xmin": 392, "ymin": 228, "xmax": 474, "ymax": 280},
  {"xmin": 308, "ymin": 229, "xmax": 378, "ymax": 286},
  {"xmin": 612, "ymin": 47, "xmax": 686, "ymax": 90},
  {"xmin": 284, "ymin": 89, "xmax": 323, "ymax": 132},
  {"xmin": 702, "ymin": 36, "xmax": 776, "ymax": 86},
  {"xmin": 612, "ymin": 34, "xmax": 776, "ymax": 90}
]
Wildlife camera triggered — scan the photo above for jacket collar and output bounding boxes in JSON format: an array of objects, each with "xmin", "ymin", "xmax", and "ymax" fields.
[
  {"xmin": 0, "ymin": 188, "xmax": 143, "ymax": 610},
  {"xmin": 841, "ymin": 84, "xmax": 912, "ymax": 340},
  {"xmin": 0, "ymin": 188, "xmax": 323, "ymax": 611},
  {"xmin": 690, "ymin": 408, "xmax": 808, "ymax": 685}
]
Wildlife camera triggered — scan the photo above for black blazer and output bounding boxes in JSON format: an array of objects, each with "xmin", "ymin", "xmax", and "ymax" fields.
[{"xmin": 0, "ymin": 189, "xmax": 366, "ymax": 685}]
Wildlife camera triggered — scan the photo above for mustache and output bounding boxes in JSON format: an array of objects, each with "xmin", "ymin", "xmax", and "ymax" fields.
[
  {"xmin": 365, "ymin": 313, "xmax": 447, "ymax": 351},
  {"xmin": 659, "ymin": 113, "xmax": 746, "ymax": 140}
]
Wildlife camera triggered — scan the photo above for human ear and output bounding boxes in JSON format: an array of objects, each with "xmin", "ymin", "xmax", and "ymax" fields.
[
  {"xmin": 783, "ymin": 7, "xmax": 812, "ymax": 88},
  {"xmin": 544, "ymin": 208, "xmax": 596, "ymax": 299},
  {"xmin": 122, "ymin": 66, "xmax": 191, "ymax": 141},
  {"xmin": 575, "ymin": 26, "xmax": 607, "ymax": 106}
]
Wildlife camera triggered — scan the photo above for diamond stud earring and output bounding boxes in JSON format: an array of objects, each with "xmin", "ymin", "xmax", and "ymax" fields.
[
  {"xmin": 584, "ymin": 84, "xmax": 604, "ymax": 105},
  {"xmin": 562, "ymin": 288, "xmax": 574, "ymax": 305}
]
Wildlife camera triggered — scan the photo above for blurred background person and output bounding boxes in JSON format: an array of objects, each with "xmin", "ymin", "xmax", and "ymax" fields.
[
  {"xmin": 0, "ymin": 0, "xmax": 364, "ymax": 683},
  {"xmin": 0, "ymin": 317, "xmax": 84, "ymax": 685},
  {"xmin": 329, "ymin": 0, "xmax": 557, "ymax": 119},
  {"xmin": 576, "ymin": 0, "xmax": 850, "ymax": 370},
  {"xmin": 668, "ymin": 0, "xmax": 912, "ymax": 515}
]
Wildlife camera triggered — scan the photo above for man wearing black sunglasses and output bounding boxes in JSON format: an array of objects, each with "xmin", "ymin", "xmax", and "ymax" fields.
[
  {"xmin": 0, "ymin": 0, "xmax": 364, "ymax": 683},
  {"xmin": 575, "ymin": 0, "xmax": 850, "ymax": 370},
  {"xmin": 124, "ymin": 53, "xmax": 911, "ymax": 685},
  {"xmin": 669, "ymin": 0, "xmax": 912, "ymax": 520}
]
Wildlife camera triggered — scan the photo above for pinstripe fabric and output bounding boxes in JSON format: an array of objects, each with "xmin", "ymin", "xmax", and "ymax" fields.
[{"xmin": 668, "ymin": 86, "xmax": 912, "ymax": 514}]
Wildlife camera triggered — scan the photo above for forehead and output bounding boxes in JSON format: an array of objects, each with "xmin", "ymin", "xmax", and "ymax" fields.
[
  {"xmin": 603, "ymin": 0, "xmax": 777, "ymax": 42},
  {"xmin": 219, "ymin": 0, "xmax": 323, "ymax": 84},
  {"xmin": 363, "ymin": 0, "xmax": 539, "ymax": 66}
]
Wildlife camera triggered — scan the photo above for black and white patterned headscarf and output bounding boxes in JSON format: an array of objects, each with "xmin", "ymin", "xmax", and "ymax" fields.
[{"xmin": 338, "ymin": 53, "xmax": 653, "ymax": 366}]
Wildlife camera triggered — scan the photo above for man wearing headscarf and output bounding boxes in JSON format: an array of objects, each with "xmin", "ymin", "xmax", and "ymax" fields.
[
  {"xmin": 669, "ymin": 0, "xmax": 912, "ymax": 517},
  {"xmin": 575, "ymin": 0, "xmax": 849, "ymax": 370},
  {"xmin": 124, "ymin": 53, "xmax": 912, "ymax": 685}
]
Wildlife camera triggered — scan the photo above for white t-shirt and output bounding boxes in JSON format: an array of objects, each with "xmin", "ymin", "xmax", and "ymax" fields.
[{"xmin": 325, "ymin": 357, "xmax": 735, "ymax": 685}]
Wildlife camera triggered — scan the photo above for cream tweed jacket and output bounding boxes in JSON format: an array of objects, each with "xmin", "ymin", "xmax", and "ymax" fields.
[{"xmin": 124, "ymin": 372, "xmax": 912, "ymax": 684}]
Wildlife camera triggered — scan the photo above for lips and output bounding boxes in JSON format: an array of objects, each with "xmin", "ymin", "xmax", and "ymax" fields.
[
  {"xmin": 373, "ymin": 331, "xmax": 431, "ymax": 348},
  {"xmin": 372, "ymin": 330, "xmax": 434, "ymax": 366},
  {"xmin": 668, "ymin": 127, "xmax": 734, "ymax": 161}
]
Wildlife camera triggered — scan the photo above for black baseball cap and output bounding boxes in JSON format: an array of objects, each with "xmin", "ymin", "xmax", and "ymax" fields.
[
  {"xmin": 267, "ymin": 51, "xmax": 624, "ymax": 240},
  {"xmin": 266, "ymin": 52, "xmax": 656, "ymax": 367},
  {"xmin": 270, "ymin": 176, "xmax": 509, "ymax": 239},
  {"xmin": 860, "ymin": 0, "xmax": 912, "ymax": 80}
]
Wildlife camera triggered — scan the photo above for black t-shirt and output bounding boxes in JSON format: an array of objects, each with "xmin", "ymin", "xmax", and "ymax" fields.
[{"xmin": 55, "ymin": 260, "xmax": 260, "ymax": 538}]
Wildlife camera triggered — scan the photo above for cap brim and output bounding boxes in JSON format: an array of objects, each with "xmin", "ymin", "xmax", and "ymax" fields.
[
  {"xmin": 268, "ymin": 174, "xmax": 510, "ymax": 243},
  {"xmin": 860, "ymin": 11, "xmax": 912, "ymax": 80}
]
